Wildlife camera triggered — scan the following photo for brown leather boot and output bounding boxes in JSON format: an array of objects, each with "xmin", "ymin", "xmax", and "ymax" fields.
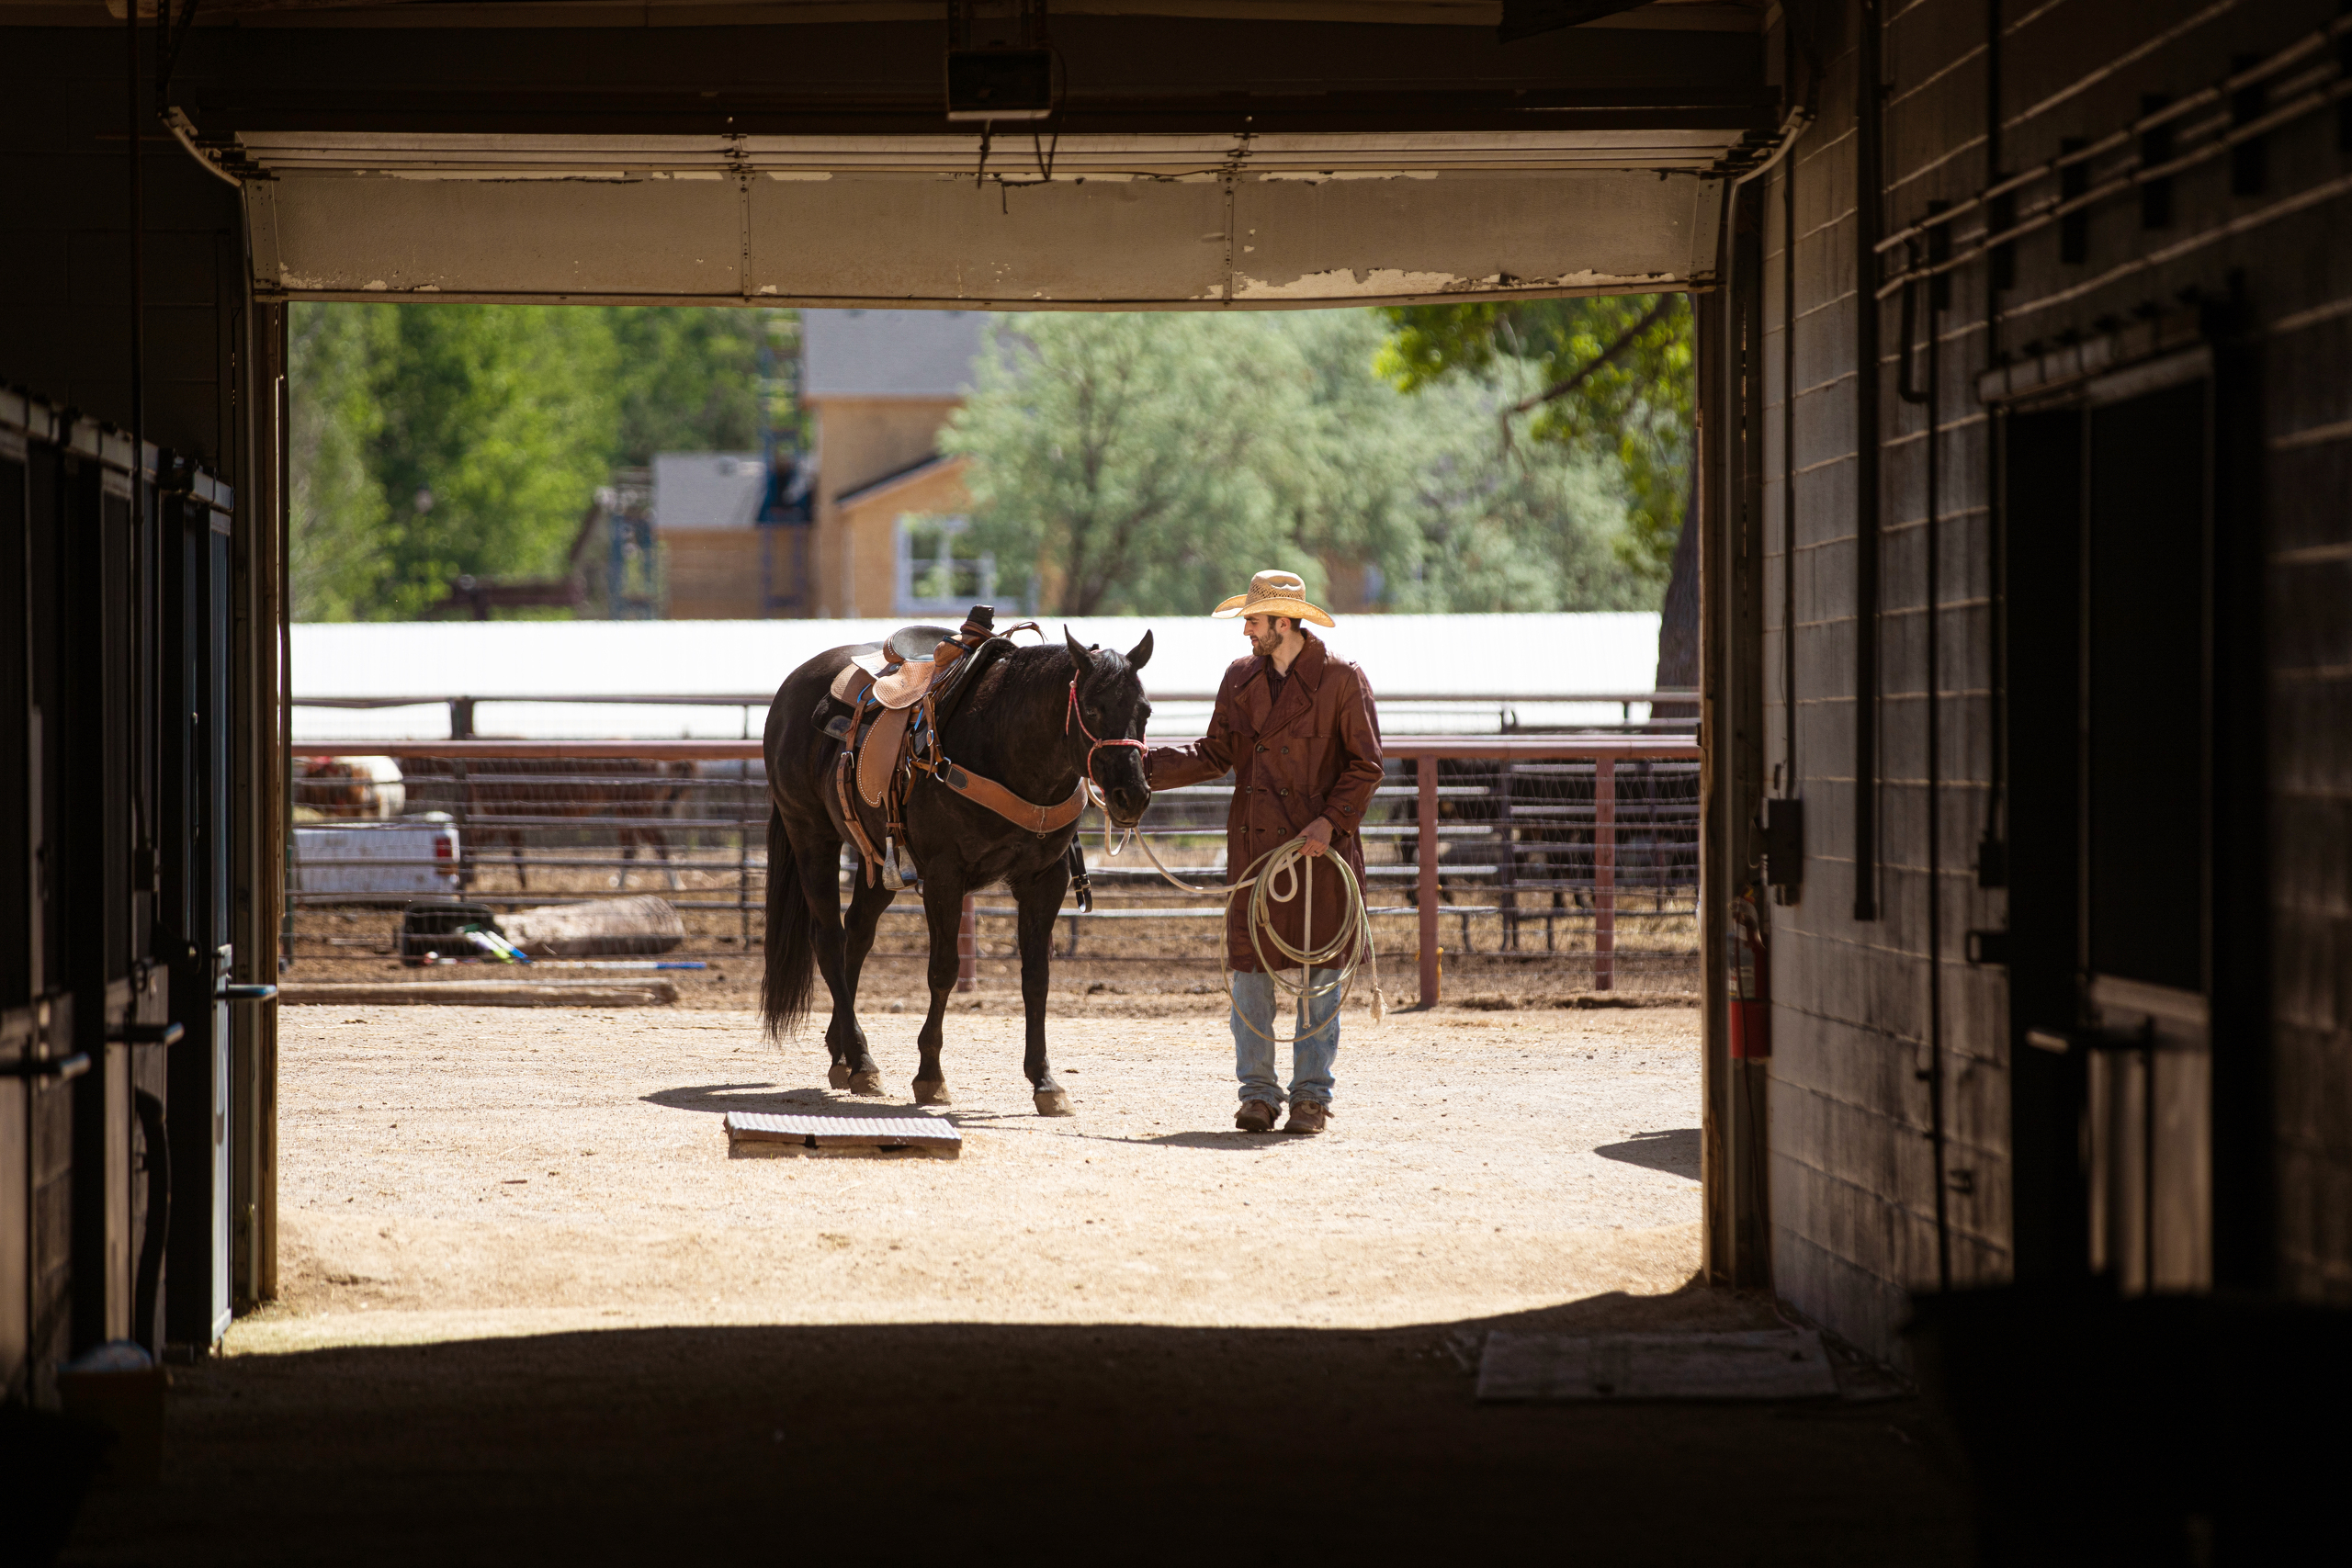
[
  {"xmin": 1283, "ymin": 1100, "xmax": 1329, "ymax": 1134},
  {"xmin": 1234, "ymin": 1100, "xmax": 1279, "ymax": 1134}
]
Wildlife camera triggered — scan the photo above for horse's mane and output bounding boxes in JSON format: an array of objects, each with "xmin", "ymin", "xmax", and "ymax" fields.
[{"xmin": 960, "ymin": 639, "xmax": 1136, "ymax": 720}]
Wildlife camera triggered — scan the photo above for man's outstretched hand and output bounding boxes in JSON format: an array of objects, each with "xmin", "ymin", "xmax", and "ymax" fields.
[{"xmin": 1301, "ymin": 817, "xmax": 1334, "ymax": 857}]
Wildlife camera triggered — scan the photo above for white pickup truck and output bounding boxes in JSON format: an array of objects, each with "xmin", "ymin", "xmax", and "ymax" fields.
[{"xmin": 289, "ymin": 819, "xmax": 461, "ymax": 897}]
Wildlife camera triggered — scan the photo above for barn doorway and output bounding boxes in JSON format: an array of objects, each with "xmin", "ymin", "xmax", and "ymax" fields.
[{"xmin": 267, "ymin": 293, "xmax": 1712, "ymax": 1344}]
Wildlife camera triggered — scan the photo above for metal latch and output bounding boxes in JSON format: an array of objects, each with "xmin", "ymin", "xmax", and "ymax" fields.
[
  {"xmin": 6, "ymin": 1053, "xmax": 89, "ymax": 1080},
  {"xmin": 2024, "ymin": 1019, "xmax": 2154, "ymax": 1055}
]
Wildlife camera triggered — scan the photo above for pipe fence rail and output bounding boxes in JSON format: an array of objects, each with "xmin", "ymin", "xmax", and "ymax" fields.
[
  {"xmin": 292, "ymin": 688, "xmax": 1702, "ymax": 739},
  {"xmin": 288, "ymin": 732, "xmax": 1702, "ymax": 998}
]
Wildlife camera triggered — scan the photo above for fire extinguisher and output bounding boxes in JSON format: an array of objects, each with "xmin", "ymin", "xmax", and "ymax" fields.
[{"xmin": 1729, "ymin": 886, "xmax": 1770, "ymax": 1059}]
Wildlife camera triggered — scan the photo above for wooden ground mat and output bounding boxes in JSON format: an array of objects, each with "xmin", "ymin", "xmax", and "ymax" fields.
[{"xmin": 724, "ymin": 1110, "xmax": 961, "ymax": 1159}]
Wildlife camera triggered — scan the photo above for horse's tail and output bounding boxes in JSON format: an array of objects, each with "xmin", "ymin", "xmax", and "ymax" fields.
[{"xmin": 760, "ymin": 801, "xmax": 815, "ymax": 1042}]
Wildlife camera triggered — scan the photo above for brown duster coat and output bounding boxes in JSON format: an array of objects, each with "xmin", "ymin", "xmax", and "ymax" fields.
[{"xmin": 1144, "ymin": 629, "xmax": 1384, "ymax": 972}]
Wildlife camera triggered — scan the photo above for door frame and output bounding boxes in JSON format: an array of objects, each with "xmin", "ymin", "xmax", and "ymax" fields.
[{"xmin": 1983, "ymin": 311, "xmax": 2270, "ymax": 1294}]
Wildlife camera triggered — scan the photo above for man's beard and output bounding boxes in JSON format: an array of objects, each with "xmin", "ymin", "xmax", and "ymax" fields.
[{"xmin": 1250, "ymin": 627, "xmax": 1283, "ymax": 658}]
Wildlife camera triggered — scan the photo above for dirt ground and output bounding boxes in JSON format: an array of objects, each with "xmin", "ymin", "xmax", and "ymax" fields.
[
  {"xmin": 285, "ymin": 854, "xmax": 1703, "ymax": 1009},
  {"xmin": 254, "ymin": 999, "xmax": 1708, "ymax": 1344},
  {"xmin": 63, "ymin": 1000, "xmax": 1973, "ymax": 1565}
]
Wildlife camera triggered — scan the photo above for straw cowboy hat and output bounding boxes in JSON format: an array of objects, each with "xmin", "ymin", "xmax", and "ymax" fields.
[{"xmin": 1211, "ymin": 569, "xmax": 1335, "ymax": 627}]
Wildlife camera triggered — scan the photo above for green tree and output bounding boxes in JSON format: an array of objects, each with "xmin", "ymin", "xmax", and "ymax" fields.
[
  {"xmin": 1289, "ymin": 310, "xmax": 1645, "ymax": 613},
  {"xmin": 290, "ymin": 303, "xmax": 795, "ymax": 620},
  {"xmin": 606, "ymin": 308, "xmax": 769, "ymax": 466},
  {"xmin": 365, "ymin": 305, "xmax": 621, "ymax": 617},
  {"xmin": 1378, "ymin": 295, "xmax": 1692, "ymax": 584},
  {"xmin": 288, "ymin": 303, "xmax": 395, "ymax": 622},
  {"xmin": 943, "ymin": 312, "xmax": 1321, "ymax": 615},
  {"xmin": 944, "ymin": 308, "xmax": 1645, "ymax": 616},
  {"xmin": 1392, "ymin": 375, "xmax": 1653, "ymax": 614}
]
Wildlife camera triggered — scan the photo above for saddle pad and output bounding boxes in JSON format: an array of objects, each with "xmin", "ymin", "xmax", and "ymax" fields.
[
  {"xmin": 829, "ymin": 663, "xmax": 876, "ymax": 705},
  {"xmin": 857, "ymin": 702, "xmax": 915, "ymax": 807}
]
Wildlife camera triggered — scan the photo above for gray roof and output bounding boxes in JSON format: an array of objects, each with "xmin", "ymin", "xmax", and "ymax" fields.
[
  {"xmin": 801, "ymin": 310, "xmax": 986, "ymax": 400},
  {"xmin": 833, "ymin": 451, "xmax": 964, "ymax": 510},
  {"xmin": 652, "ymin": 452, "xmax": 766, "ymax": 533}
]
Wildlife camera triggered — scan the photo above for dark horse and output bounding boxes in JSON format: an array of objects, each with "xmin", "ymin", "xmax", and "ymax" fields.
[{"xmin": 760, "ymin": 627, "xmax": 1153, "ymax": 1114}]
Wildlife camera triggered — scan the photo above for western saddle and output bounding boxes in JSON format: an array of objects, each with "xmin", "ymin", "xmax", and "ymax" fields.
[{"xmin": 817, "ymin": 604, "xmax": 1090, "ymax": 890}]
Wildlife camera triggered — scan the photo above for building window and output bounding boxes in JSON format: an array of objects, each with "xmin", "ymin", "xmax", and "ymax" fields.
[{"xmin": 895, "ymin": 513, "xmax": 995, "ymax": 615}]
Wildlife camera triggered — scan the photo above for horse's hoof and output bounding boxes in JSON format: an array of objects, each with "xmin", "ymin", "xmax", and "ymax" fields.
[
  {"xmin": 849, "ymin": 1068, "xmax": 886, "ymax": 1096},
  {"xmin": 1034, "ymin": 1089, "xmax": 1074, "ymax": 1118},
  {"xmin": 912, "ymin": 1079, "xmax": 953, "ymax": 1107},
  {"xmin": 827, "ymin": 1063, "xmax": 853, "ymax": 1090}
]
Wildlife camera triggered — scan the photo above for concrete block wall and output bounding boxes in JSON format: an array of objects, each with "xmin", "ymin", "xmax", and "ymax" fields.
[
  {"xmin": 1764, "ymin": 0, "xmax": 2001, "ymax": 1359},
  {"xmin": 1763, "ymin": 0, "xmax": 2352, "ymax": 1357}
]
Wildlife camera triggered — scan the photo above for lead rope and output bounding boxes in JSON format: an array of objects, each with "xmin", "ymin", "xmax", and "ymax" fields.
[{"xmin": 1105, "ymin": 797, "xmax": 1386, "ymax": 1043}]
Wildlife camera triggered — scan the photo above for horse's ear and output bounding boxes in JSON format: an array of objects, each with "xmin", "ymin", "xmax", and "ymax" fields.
[
  {"xmin": 1126, "ymin": 629, "xmax": 1154, "ymax": 672},
  {"xmin": 1063, "ymin": 626, "xmax": 1092, "ymax": 681}
]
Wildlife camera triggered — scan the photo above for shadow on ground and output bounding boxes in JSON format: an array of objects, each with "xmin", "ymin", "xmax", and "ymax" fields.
[
  {"xmin": 641, "ymin": 1084, "xmax": 974, "ymax": 1122},
  {"xmin": 66, "ymin": 1283, "xmax": 1966, "ymax": 1567},
  {"xmin": 1594, "ymin": 1127, "xmax": 1702, "ymax": 1177}
]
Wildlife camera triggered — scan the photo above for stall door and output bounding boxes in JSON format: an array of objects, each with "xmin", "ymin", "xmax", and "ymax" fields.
[
  {"xmin": 2078, "ymin": 355, "xmax": 2214, "ymax": 1294},
  {"xmin": 163, "ymin": 487, "xmax": 235, "ymax": 1351},
  {"xmin": 0, "ymin": 423, "xmax": 28, "ymax": 1395}
]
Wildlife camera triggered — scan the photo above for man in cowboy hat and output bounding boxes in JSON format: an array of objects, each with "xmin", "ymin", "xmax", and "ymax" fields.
[{"xmin": 1143, "ymin": 570, "xmax": 1384, "ymax": 1134}]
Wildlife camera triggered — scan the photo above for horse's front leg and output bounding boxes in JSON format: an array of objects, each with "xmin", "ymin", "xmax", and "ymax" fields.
[
  {"xmin": 910, "ymin": 873, "xmax": 967, "ymax": 1107},
  {"xmin": 1012, "ymin": 858, "xmax": 1072, "ymax": 1117}
]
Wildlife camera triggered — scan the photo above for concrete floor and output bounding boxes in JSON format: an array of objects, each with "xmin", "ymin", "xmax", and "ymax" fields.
[{"xmin": 62, "ymin": 1002, "xmax": 1971, "ymax": 1563}]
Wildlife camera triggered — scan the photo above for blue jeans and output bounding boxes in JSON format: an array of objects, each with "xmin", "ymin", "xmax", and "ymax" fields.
[{"xmin": 1229, "ymin": 967, "xmax": 1340, "ymax": 1108}]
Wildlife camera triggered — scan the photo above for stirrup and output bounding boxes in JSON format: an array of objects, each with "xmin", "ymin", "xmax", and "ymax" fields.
[{"xmin": 881, "ymin": 836, "xmax": 920, "ymax": 892}]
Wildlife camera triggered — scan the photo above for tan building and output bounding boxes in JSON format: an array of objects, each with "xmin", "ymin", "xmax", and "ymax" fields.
[
  {"xmin": 636, "ymin": 310, "xmax": 988, "ymax": 620},
  {"xmin": 650, "ymin": 307, "xmax": 1376, "ymax": 620},
  {"xmin": 648, "ymin": 452, "xmax": 801, "ymax": 620},
  {"xmin": 802, "ymin": 310, "xmax": 990, "ymax": 619}
]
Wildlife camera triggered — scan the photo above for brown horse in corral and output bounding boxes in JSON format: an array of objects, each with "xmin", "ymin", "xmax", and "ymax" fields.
[
  {"xmin": 401, "ymin": 755, "xmax": 695, "ymax": 892},
  {"xmin": 296, "ymin": 759, "xmax": 379, "ymax": 818}
]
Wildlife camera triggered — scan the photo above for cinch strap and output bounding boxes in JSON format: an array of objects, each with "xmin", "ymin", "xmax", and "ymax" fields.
[{"xmin": 936, "ymin": 763, "xmax": 1088, "ymax": 836}]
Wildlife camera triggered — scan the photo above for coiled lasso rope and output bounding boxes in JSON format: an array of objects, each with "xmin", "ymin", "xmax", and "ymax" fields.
[{"xmin": 1097, "ymin": 798, "xmax": 1385, "ymax": 1043}]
